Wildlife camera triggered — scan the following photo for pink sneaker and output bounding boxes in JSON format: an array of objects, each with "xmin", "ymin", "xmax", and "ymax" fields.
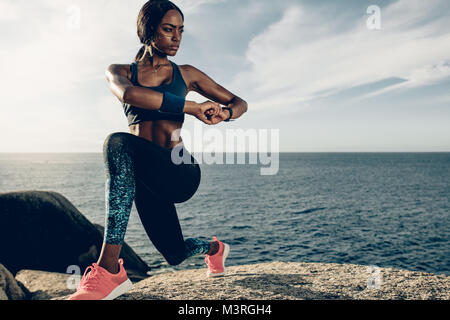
[
  {"xmin": 204, "ymin": 236, "xmax": 230, "ymax": 277},
  {"xmin": 68, "ymin": 258, "xmax": 133, "ymax": 300}
]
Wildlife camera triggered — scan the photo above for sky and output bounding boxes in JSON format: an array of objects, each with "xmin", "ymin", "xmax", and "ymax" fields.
[{"xmin": 0, "ymin": 0, "xmax": 449, "ymax": 152}]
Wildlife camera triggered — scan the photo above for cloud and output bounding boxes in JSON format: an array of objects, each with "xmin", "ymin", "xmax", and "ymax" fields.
[
  {"xmin": 1, "ymin": 1, "xmax": 135, "ymax": 100},
  {"xmin": 177, "ymin": 0, "xmax": 226, "ymax": 14},
  {"xmin": 0, "ymin": 0, "xmax": 20, "ymax": 21},
  {"xmin": 356, "ymin": 60, "xmax": 450, "ymax": 99},
  {"xmin": 230, "ymin": 0, "xmax": 450, "ymax": 111}
]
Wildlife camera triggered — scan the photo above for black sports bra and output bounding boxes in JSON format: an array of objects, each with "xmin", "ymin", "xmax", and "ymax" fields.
[{"xmin": 122, "ymin": 60, "xmax": 188, "ymax": 125}]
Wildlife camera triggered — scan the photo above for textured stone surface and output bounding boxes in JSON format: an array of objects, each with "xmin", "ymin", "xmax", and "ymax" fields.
[
  {"xmin": 16, "ymin": 261, "xmax": 449, "ymax": 300},
  {"xmin": 16, "ymin": 269, "xmax": 73, "ymax": 300},
  {"xmin": 0, "ymin": 264, "xmax": 27, "ymax": 300}
]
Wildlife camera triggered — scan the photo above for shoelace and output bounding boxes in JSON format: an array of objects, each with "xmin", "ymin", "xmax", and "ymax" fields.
[{"xmin": 78, "ymin": 264, "xmax": 105, "ymax": 290}]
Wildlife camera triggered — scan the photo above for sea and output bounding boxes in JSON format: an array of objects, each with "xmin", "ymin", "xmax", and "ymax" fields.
[{"xmin": 1, "ymin": 152, "xmax": 449, "ymax": 276}]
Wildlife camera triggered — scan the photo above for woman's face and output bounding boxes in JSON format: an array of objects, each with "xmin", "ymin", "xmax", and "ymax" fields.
[{"xmin": 152, "ymin": 9, "xmax": 184, "ymax": 56}]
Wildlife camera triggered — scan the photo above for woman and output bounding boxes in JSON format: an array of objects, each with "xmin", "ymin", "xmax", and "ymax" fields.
[{"xmin": 69, "ymin": 0, "xmax": 247, "ymax": 300}]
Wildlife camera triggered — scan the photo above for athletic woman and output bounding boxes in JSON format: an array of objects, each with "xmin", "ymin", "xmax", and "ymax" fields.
[{"xmin": 69, "ymin": 0, "xmax": 247, "ymax": 300}]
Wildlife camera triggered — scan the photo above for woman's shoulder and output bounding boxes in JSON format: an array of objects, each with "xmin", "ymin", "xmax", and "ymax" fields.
[
  {"xmin": 106, "ymin": 63, "xmax": 134, "ymax": 81},
  {"xmin": 178, "ymin": 64, "xmax": 199, "ymax": 73},
  {"xmin": 178, "ymin": 64, "xmax": 210, "ymax": 82}
]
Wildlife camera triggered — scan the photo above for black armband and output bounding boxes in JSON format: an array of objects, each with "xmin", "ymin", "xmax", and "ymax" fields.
[{"xmin": 160, "ymin": 92, "xmax": 186, "ymax": 114}]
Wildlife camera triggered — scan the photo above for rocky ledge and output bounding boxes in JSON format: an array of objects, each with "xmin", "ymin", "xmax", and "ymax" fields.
[{"xmin": 8, "ymin": 261, "xmax": 450, "ymax": 300}]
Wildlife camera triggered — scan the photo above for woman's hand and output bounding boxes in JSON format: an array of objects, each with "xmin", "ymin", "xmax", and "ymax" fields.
[
  {"xmin": 205, "ymin": 108, "xmax": 229, "ymax": 124},
  {"xmin": 184, "ymin": 100, "xmax": 224, "ymax": 125}
]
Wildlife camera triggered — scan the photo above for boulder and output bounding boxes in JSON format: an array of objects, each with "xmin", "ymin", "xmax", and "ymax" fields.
[
  {"xmin": 0, "ymin": 191, "xmax": 150, "ymax": 282},
  {"xmin": 0, "ymin": 263, "xmax": 28, "ymax": 300},
  {"xmin": 15, "ymin": 269, "xmax": 74, "ymax": 300}
]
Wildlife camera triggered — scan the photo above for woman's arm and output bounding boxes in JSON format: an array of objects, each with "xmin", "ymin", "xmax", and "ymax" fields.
[
  {"xmin": 105, "ymin": 64, "xmax": 163, "ymax": 110},
  {"xmin": 183, "ymin": 65, "xmax": 248, "ymax": 121},
  {"xmin": 105, "ymin": 64, "xmax": 219, "ymax": 122}
]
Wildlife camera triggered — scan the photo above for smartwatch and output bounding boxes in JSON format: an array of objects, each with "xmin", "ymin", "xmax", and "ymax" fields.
[{"xmin": 222, "ymin": 107, "xmax": 233, "ymax": 122}]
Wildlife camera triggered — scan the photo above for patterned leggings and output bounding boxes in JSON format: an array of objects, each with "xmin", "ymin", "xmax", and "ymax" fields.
[{"xmin": 103, "ymin": 132, "xmax": 210, "ymax": 266}]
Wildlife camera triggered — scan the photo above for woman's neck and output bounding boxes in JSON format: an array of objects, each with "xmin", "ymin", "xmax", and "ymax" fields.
[{"xmin": 144, "ymin": 49, "xmax": 169, "ymax": 67}]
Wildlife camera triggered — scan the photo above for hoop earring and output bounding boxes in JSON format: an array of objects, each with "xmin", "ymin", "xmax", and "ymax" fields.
[
  {"xmin": 139, "ymin": 46, "xmax": 147, "ymax": 62},
  {"xmin": 148, "ymin": 44, "xmax": 153, "ymax": 57}
]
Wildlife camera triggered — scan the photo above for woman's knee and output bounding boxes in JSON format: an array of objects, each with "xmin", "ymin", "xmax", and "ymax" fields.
[
  {"xmin": 103, "ymin": 132, "xmax": 133, "ymax": 158},
  {"xmin": 172, "ymin": 172, "xmax": 201, "ymax": 203},
  {"xmin": 104, "ymin": 132, "xmax": 130, "ymax": 149},
  {"xmin": 162, "ymin": 250, "xmax": 185, "ymax": 266}
]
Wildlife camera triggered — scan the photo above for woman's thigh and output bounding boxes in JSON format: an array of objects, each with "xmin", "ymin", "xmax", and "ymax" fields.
[{"xmin": 110, "ymin": 132, "xmax": 201, "ymax": 203}]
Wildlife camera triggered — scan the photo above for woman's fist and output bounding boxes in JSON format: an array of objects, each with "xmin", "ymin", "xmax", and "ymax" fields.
[{"xmin": 184, "ymin": 100, "xmax": 225, "ymax": 125}]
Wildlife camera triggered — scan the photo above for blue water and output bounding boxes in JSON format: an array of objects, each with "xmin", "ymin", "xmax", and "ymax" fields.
[{"xmin": 1, "ymin": 152, "xmax": 449, "ymax": 275}]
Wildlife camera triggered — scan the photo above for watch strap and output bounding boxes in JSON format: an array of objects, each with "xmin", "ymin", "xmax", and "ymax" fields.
[{"xmin": 222, "ymin": 107, "xmax": 233, "ymax": 122}]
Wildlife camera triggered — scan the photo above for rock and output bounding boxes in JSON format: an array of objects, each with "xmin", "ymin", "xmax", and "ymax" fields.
[
  {"xmin": 114, "ymin": 261, "xmax": 449, "ymax": 300},
  {"xmin": 15, "ymin": 269, "xmax": 74, "ymax": 300},
  {"xmin": 0, "ymin": 191, "xmax": 150, "ymax": 281},
  {"xmin": 15, "ymin": 261, "xmax": 450, "ymax": 300},
  {"xmin": 0, "ymin": 263, "xmax": 27, "ymax": 300},
  {"xmin": 0, "ymin": 288, "xmax": 8, "ymax": 300}
]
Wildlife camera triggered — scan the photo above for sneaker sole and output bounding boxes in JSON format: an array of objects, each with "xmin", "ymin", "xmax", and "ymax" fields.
[
  {"xmin": 102, "ymin": 278, "xmax": 133, "ymax": 300},
  {"xmin": 207, "ymin": 243, "xmax": 230, "ymax": 277}
]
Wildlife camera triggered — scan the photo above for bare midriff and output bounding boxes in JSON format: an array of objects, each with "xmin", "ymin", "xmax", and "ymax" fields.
[{"xmin": 129, "ymin": 120, "xmax": 184, "ymax": 149}]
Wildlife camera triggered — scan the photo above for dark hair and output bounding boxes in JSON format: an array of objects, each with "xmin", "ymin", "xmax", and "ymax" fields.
[{"xmin": 135, "ymin": 0, "xmax": 184, "ymax": 62}]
